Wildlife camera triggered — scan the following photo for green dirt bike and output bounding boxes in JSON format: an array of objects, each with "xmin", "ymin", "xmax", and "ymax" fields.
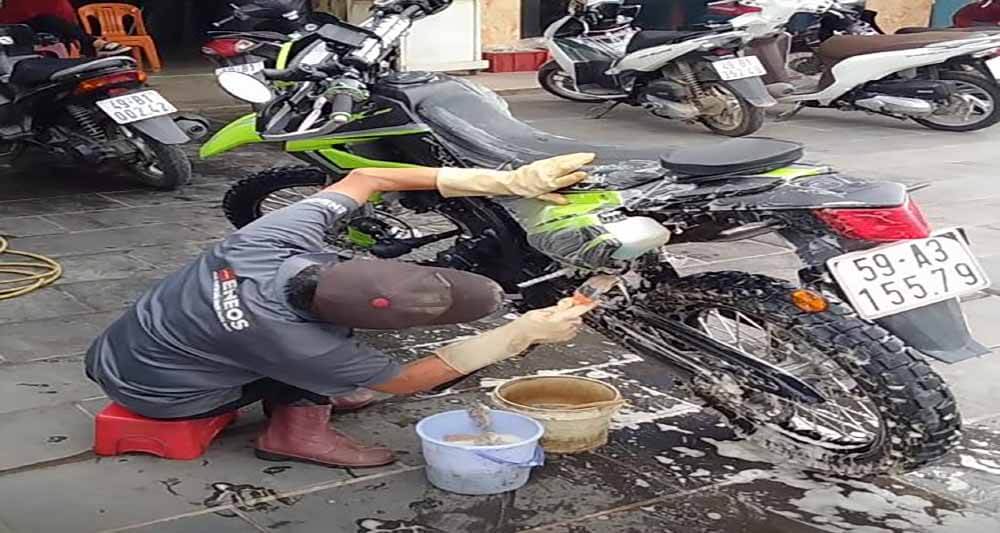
[{"xmin": 200, "ymin": 0, "xmax": 993, "ymax": 477}]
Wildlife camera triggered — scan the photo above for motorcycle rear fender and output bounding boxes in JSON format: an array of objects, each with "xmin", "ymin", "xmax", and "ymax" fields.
[
  {"xmin": 708, "ymin": 168, "xmax": 908, "ymax": 211},
  {"xmin": 720, "ymin": 76, "xmax": 777, "ymax": 108},
  {"xmin": 876, "ymin": 298, "xmax": 989, "ymax": 364},
  {"xmin": 199, "ymin": 113, "xmax": 263, "ymax": 159},
  {"xmin": 129, "ymin": 116, "xmax": 190, "ymax": 145}
]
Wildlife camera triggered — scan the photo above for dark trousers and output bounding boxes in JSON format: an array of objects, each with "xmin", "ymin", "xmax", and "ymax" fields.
[
  {"xmin": 171, "ymin": 379, "xmax": 330, "ymax": 420},
  {"xmin": 23, "ymin": 15, "xmax": 97, "ymax": 55}
]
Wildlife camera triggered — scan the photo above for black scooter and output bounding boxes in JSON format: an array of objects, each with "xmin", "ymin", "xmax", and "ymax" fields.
[{"xmin": 0, "ymin": 25, "xmax": 194, "ymax": 190}]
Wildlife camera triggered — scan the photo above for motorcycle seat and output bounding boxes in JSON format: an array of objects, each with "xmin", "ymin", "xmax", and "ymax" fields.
[
  {"xmin": 413, "ymin": 79, "xmax": 667, "ymax": 169},
  {"xmin": 10, "ymin": 57, "xmax": 95, "ymax": 86},
  {"xmin": 660, "ymin": 138, "xmax": 803, "ymax": 180},
  {"xmin": 626, "ymin": 30, "xmax": 712, "ymax": 54},
  {"xmin": 817, "ymin": 33, "xmax": 975, "ymax": 61},
  {"xmin": 9, "ymin": 56, "xmax": 134, "ymax": 86}
]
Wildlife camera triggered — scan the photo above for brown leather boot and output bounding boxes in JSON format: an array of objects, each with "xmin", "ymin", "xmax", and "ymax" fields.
[{"xmin": 254, "ymin": 404, "xmax": 396, "ymax": 468}]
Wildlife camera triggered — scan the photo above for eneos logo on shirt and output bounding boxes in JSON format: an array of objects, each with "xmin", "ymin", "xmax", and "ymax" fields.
[{"xmin": 212, "ymin": 268, "xmax": 250, "ymax": 332}]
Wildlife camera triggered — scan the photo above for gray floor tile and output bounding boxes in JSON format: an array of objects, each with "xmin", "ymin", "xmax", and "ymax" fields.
[
  {"xmin": 0, "ymin": 194, "xmax": 128, "ymax": 218},
  {"xmin": 0, "ymin": 215, "xmax": 65, "ymax": 238},
  {"xmin": 933, "ymin": 347, "xmax": 1000, "ymax": 422},
  {"xmin": 43, "ymin": 202, "xmax": 220, "ymax": 233},
  {"xmin": 59, "ymin": 276, "xmax": 163, "ymax": 313},
  {"xmin": 905, "ymin": 425, "xmax": 1000, "ymax": 514},
  {"xmin": 54, "ymin": 253, "xmax": 157, "ymax": 285},
  {"xmin": 0, "ymin": 403, "xmax": 93, "ymax": 471},
  {"xmin": 0, "ymin": 311, "xmax": 119, "ymax": 363},
  {"xmin": 8, "ymin": 224, "xmax": 210, "ymax": 258},
  {"xmin": 0, "ymin": 356, "xmax": 100, "ymax": 415},
  {"xmin": 961, "ymin": 296, "xmax": 1000, "ymax": 349},
  {"xmin": 0, "ymin": 424, "xmax": 375, "ymax": 533},
  {"xmin": 100, "ymin": 183, "xmax": 231, "ymax": 208},
  {"xmin": 113, "ymin": 513, "xmax": 257, "ymax": 533},
  {"xmin": 0, "ymin": 287, "xmax": 94, "ymax": 325}
]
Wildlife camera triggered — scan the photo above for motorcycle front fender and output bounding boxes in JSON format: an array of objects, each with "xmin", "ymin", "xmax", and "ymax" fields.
[
  {"xmin": 199, "ymin": 113, "xmax": 263, "ymax": 159},
  {"xmin": 129, "ymin": 116, "xmax": 190, "ymax": 145},
  {"xmin": 725, "ymin": 77, "xmax": 777, "ymax": 108},
  {"xmin": 876, "ymin": 298, "xmax": 989, "ymax": 364}
]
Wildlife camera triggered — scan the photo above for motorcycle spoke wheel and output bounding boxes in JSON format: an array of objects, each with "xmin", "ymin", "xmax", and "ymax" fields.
[
  {"xmin": 693, "ymin": 308, "xmax": 882, "ymax": 450},
  {"xmin": 631, "ymin": 272, "xmax": 960, "ymax": 476},
  {"xmin": 257, "ymin": 185, "xmax": 324, "ymax": 214},
  {"xmin": 224, "ymin": 166, "xmax": 463, "ymax": 263}
]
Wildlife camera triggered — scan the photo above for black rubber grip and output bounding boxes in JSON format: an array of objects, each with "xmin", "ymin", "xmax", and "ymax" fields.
[{"xmin": 331, "ymin": 92, "xmax": 354, "ymax": 116}]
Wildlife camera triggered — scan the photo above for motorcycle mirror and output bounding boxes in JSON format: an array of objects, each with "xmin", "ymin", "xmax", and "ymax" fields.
[{"xmin": 217, "ymin": 71, "xmax": 274, "ymax": 104}]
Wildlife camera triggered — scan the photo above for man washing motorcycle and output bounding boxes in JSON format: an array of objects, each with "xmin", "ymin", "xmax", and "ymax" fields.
[{"xmin": 85, "ymin": 153, "xmax": 597, "ymax": 468}]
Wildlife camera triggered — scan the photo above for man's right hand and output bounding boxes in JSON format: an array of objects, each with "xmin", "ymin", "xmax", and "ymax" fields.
[{"xmin": 514, "ymin": 298, "xmax": 597, "ymax": 345}]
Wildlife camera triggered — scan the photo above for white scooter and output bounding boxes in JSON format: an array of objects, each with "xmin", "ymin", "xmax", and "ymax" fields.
[
  {"xmin": 740, "ymin": 0, "xmax": 1000, "ymax": 131},
  {"xmin": 539, "ymin": 0, "xmax": 776, "ymax": 137}
]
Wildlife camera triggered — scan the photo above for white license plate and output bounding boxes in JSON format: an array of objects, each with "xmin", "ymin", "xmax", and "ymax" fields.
[
  {"xmin": 712, "ymin": 56, "xmax": 767, "ymax": 81},
  {"xmin": 828, "ymin": 228, "xmax": 991, "ymax": 320},
  {"xmin": 986, "ymin": 56, "xmax": 1000, "ymax": 79},
  {"xmin": 214, "ymin": 61, "xmax": 265, "ymax": 76},
  {"xmin": 96, "ymin": 90, "xmax": 177, "ymax": 125}
]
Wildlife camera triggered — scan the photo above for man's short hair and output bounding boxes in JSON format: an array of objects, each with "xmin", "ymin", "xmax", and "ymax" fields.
[{"xmin": 286, "ymin": 264, "xmax": 322, "ymax": 312}]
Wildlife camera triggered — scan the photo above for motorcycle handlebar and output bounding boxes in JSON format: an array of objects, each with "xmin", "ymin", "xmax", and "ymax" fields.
[
  {"xmin": 261, "ymin": 64, "xmax": 324, "ymax": 82},
  {"xmin": 330, "ymin": 93, "xmax": 354, "ymax": 125}
]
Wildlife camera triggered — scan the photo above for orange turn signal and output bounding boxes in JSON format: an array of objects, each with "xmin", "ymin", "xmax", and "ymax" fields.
[
  {"xmin": 791, "ymin": 289, "xmax": 829, "ymax": 313},
  {"xmin": 74, "ymin": 70, "xmax": 148, "ymax": 95}
]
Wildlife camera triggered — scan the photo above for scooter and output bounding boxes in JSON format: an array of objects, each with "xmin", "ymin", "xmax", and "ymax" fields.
[
  {"xmin": 0, "ymin": 24, "xmax": 193, "ymax": 189},
  {"xmin": 743, "ymin": 0, "xmax": 1000, "ymax": 131},
  {"xmin": 539, "ymin": 0, "xmax": 776, "ymax": 137},
  {"xmin": 201, "ymin": 0, "xmax": 991, "ymax": 478},
  {"xmin": 202, "ymin": 1, "xmax": 340, "ymax": 76}
]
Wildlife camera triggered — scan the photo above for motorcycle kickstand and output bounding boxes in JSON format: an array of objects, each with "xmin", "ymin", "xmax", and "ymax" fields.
[
  {"xmin": 586, "ymin": 101, "xmax": 621, "ymax": 119},
  {"xmin": 775, "ymin": 103, "xmax": 803, "ymax": 122}
]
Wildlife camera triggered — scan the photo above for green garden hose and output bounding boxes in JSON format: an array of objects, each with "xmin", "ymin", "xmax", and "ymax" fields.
[{"xmin": 0, "ymin": 236, "xmax": 62, "ymax": 300}]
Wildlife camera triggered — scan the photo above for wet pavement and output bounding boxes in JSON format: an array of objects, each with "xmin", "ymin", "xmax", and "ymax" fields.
[{"xmin": 2, "ymin": 93, "xmax": 1000, "ymax": 532}]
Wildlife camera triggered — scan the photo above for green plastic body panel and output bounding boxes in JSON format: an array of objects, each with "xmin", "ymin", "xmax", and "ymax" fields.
[{"xmin": 199, "ymin": 114, "xmax": 264, "ymax": 159}]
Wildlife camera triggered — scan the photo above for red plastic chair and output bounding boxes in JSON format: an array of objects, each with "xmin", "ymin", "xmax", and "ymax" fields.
[
  {"xmin": 77, "ymin": 3, "xmax": 162, "ymax": 71},
  {"xmin": 93, "ymin": 403, "xmax": 237, "ymax": 460}
]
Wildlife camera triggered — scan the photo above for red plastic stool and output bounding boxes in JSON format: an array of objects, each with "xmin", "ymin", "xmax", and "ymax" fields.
[{"xmin": 93, "ymin": 403, "xmax": 237, "ymax": 460}]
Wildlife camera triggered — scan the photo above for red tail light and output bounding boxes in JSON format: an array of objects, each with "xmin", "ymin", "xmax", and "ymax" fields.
[
  {"xmin": 202, "ymin": 39, "xmax": 256, "ymax": 58},
  {"xmin": 814, "ymin": 198, "xmax": 931, "ymax": 242},
  {"xmin": 707, "ymin": 2, "xmax": 762, "ymax": 17},
  {"xmin": 74, "ymin": 70, "xmax": 147, "ymax": 95}
]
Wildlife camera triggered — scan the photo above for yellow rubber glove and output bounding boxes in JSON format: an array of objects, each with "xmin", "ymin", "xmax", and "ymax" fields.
[
  {"xmin": 435, "ymin": 298, "xmax": 597, "ymax": 375},
  {"xmin": 436, "ymin": 153, "xmax": 596, "ymax": 205}
]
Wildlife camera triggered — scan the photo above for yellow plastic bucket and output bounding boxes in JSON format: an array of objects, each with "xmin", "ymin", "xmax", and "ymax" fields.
[{"xmin": 492, "ymin": 376, "xmax": 624, "ymax": 454}]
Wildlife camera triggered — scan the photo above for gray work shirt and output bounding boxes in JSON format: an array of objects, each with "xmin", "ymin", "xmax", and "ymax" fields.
[{"xmin": 85, "ymin": 192, "xmax": 400, "ymax": 419}]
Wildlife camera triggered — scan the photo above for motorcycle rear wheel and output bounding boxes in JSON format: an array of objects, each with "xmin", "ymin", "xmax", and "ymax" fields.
[
  {"xmin": 913, "ymin": 71, "xmax": 1000, "ymax": 132},
  {"xmin": 641, "ymin": 272, "xmax": 960, "ymax": 476},
  {"xmin": 697, "ymin": 81, "xmax": 765, "ymax": 137},
  {"xmin": 129, "ymin": 135, "xmax": 192, "ymax": 191}
]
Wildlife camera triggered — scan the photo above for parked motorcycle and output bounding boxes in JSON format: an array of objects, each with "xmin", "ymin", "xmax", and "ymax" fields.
[
  {"xmin": 0, "ymin": 25, "xmax": 192, "ymax": 189},
  {"xmin": 538, "ymin": 0, "xmax": 775, "ymax": 137},
  {"xmin": 201, "ymin": 0, "xmax": 992, "ymax": 477},
  {"xmin": 742, "ymin": 0, "xmax": 1000, "ymax": 131},
  {"xmin": 203, "ymin": 0, "xmax": 340, "ymax": 75}
]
